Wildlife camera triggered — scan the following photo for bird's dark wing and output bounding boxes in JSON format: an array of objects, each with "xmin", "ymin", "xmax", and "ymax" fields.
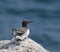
[
  {"xmin": 12, "ymin": 27, "xmax": 27, "ymax": 36},
  {"xmin": 16, "ymin": 33, "xmax": 23, "ymax": 36}
]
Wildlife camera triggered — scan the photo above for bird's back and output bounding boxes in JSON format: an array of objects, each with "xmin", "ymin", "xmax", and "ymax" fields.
[{"xmin": 12, "ymin": 27, "xmax": 29, "ymax": 36}]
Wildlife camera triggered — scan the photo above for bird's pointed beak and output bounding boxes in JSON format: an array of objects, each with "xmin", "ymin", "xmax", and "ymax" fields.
[{"xmin": 29, "ymin": 21, "xmax": 34, "ymax": 23}]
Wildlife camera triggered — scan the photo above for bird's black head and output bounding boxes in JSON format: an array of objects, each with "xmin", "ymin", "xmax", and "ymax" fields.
[{"xmin": 22, "ymin": 20, "xmax": 33, "ymax": 27}]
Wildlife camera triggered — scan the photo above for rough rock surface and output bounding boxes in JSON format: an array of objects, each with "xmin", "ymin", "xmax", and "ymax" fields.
[{"xmin": 0, "ymin": 38, "xmax": 49, "ymax": 52}]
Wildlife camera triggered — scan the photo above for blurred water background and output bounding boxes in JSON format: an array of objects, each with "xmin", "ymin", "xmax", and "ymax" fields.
[{"xmin": 0, "ymin": 0, "xmax": 60, "ymax": 52}]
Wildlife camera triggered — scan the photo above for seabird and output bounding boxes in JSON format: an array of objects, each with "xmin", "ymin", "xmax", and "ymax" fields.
[{"xmin": 12, "ymin": 20, "xmax": 33, "ymax": 41}]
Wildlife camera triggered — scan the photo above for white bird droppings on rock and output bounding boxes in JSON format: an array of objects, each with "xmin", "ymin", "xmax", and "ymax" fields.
[{"xmin": 0, "ymin": 38, "xmax": 49, "ymax": 52}]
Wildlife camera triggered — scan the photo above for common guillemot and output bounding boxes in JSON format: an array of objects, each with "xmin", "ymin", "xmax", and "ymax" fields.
[{"xmin": 12, "ymin": 20, "xmax": 33, "ymax": 41}]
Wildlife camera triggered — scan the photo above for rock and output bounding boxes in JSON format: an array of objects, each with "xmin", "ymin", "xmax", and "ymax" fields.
[{"xmin": 0, "ymin": 38, "xmax": 49, "ymax": 52}]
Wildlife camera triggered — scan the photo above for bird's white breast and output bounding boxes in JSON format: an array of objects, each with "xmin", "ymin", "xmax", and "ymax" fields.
[{"xmin": 23, "ymin": 28, "xmax": 30, "ymax": 36}]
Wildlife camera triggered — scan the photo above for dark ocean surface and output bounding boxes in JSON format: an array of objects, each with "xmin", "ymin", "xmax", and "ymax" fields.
[{"xmin": 0, "ymin": 0, "xmax": 60, "ymax": 52}]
